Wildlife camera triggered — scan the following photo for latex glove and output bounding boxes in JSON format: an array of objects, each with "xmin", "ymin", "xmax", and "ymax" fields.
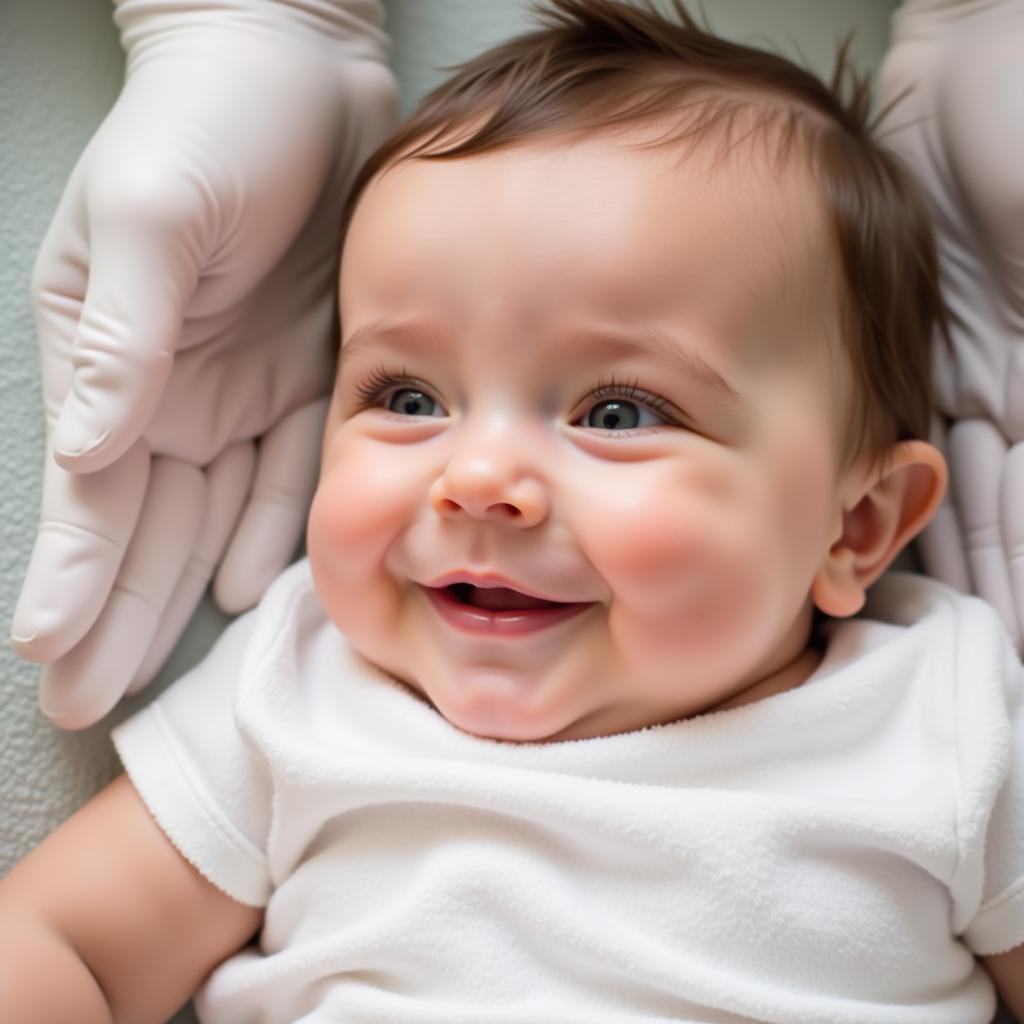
[
  {"xmin": 877, "ymin": 0, "xmax": 1024, "ymax": 648},
  {"xmin": 11, "ymin": 0, "xmax": 398, "ymax": 727}
]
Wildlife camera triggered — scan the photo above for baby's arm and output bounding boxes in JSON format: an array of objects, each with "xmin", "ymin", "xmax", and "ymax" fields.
[
  {"xmin": 984, "ymin": 948, "xmax": 1024, "ymax": 1023},
  {"xmin": 0, "ymin": 774, "xmax": 262, "ymax": 1023}
]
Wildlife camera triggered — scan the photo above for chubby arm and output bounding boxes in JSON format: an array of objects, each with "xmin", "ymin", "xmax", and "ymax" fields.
[
  {"xmin": 0, "ymin": 774, "xmax": 262, "ymax": 1023},
  {"xmin": 985, "ymin": 947, "xmax": 1024, "ymax": 1023}
]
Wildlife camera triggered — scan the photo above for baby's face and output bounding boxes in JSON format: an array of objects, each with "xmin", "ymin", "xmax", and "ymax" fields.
[{"xmin": 308, "ymin": 133, "xmax": 855, "ymax": 742}]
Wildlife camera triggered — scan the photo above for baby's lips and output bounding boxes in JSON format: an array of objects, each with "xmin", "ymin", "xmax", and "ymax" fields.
[
  {"xmin": 445, "ymin": 582, "xmax": 567, "ymax": 612},
  {"xmin": 427, "ymin": 569, "xmax": 579, "ymax": 606}
]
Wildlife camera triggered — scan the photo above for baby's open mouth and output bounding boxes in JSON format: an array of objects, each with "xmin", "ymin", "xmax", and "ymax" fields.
[
  {"xmin": 445, "ymin": 583, "xmax": 564, "ymax": 612},
  {"xmin": 423, "ymin": 581, "xmax": 592, "ymax": 637}
]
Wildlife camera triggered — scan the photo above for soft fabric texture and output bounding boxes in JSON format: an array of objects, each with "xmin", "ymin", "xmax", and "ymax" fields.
[{"xmin": 113, "ymin": 560, "xmax": 1024, "ymax": 1024}]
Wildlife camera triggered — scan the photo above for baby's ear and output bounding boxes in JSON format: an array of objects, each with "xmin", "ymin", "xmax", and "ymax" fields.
[{"xmin": 811, "ymin": 440, "xmax": 947, "ymax": 617}]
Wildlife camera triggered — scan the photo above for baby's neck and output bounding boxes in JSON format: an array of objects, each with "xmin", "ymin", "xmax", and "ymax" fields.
[{"xmin": 708, "ymin": 644, "xmax": 824, "ymax": 716}]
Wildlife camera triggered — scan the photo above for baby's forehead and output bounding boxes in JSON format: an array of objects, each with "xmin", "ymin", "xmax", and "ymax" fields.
[
  {"xmin": 402, "ymin": 114, "xmax": 827, "ymax": 246},
  {"xmin": 513, "ymin": 130, "xmax": 842, "ymax": 343},
  {"xmin": 354, "ymin": 128, "xmax": 845, "ymax": 375},
  {"xmin": 377, "ymin": 120, "xmax": 832, "ymax": 254}
]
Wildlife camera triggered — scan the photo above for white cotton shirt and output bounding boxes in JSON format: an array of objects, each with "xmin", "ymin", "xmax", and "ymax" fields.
[{"xmin": 112, "ymin": 561, "xmax": 1024, "ymax": 1024}]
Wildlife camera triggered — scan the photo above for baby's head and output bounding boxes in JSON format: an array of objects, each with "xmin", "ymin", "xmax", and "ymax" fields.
[{"xmin": 308, "ymin": 0, "xmax": 947, "ymax": 742}]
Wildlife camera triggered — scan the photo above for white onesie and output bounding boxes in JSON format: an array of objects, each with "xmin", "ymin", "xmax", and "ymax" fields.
[{"xmin": 112, "ymin": 561, "xmax": 1024, "ymax": 1024}]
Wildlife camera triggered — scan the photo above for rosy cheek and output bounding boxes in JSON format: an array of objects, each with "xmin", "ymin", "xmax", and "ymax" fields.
[
  {"xmin": 311, "ymin": 471, "xmax": 384, "ymax": 556},
  {"xmin": 587, "ymin": 462, "xmax": 751, "ymax": 597},
  {"xmin": 307, "ymin": 443, "xmax": 416, "ymax": 625},
  {"xmin": 582, "ymin": 465, "xmax": 773, "ymax": 656}
]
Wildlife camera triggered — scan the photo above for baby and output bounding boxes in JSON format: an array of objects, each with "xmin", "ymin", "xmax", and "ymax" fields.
[{"xmin": 2, "ymin": 1, "xmax": 1022, "ymax": 1022}]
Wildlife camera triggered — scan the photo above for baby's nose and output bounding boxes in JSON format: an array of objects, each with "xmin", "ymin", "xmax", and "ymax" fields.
[{"xmin": 429, "ymin": 453, "xmax": 549, "ymax": 528}]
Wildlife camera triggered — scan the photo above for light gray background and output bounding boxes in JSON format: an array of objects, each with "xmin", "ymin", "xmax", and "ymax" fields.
[{"xmin": 1, "ymin": 2, "xmax": 903, "ymax": 1020}]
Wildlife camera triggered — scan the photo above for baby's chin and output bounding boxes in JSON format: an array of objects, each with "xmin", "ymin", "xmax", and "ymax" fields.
[
  {"xmin": 422, "ymin": 645, "xmax": 827, "ymax": 743},
  {"xmin": 388, "ymin": 668, "xmax": 592, "ymax": 745},
  {"xmin": 404, "ymin": 674, "xmax": 696, "ymax": 744}
]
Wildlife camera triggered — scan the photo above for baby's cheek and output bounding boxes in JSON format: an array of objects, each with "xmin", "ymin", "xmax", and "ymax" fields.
[
  {"xmin": 307, "ymin": 455, "xmax": 412, "ymax": 626},
  {"xmin": 589, "ymin": 479, "xmax": 773, "ymax": 657},
  {"xmin": 309, "ymin": 473, "xmax": 382, "ymax": 558},
  {"xmin": 591, "ymin": 480, "xmax": 757, "ymax": 604},
  {"xmin": 311, "ymin": 437, "xmax": 423, "ymax": 544}
]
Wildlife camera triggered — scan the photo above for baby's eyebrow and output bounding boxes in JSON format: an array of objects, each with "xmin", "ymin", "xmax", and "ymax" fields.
[
  {"xmin": 576, "ymin": 327, "xmax": 744, "ymax": 406},
  {"xmin": 341, "ymin": 319, "xmax": 447, "ymax": 360},
  {"xmin": 341, "ymin": 319, "xmax": 743, "ymax": 406}
]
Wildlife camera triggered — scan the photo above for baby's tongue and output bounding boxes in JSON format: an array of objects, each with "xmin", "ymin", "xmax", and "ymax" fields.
[{"xmin": 470, "ymin": 586, "xmax": 561, "ymax": 611}]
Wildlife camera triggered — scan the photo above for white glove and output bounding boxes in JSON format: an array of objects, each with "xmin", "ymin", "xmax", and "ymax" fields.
[
  {"xmin": 877, "ymin": 0, "xmax": 1024, "ymax": 649},
  {"xmin": 11, "ymin": 0, "xmax": 398, "ymax": 727}
]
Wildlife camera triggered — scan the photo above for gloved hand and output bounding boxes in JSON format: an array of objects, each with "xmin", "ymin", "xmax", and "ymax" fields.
[
  {"xmin": 877, "ymin": 0, "xmax": 1024, "ymax": 649},
  {"xmin": 11, "ymin": 0, "xmax": 397, "ymax": 728}
]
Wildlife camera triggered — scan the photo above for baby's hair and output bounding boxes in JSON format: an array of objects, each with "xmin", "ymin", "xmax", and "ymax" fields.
[{"xmin": 343, "ymin": 0, "xmax": 946, "ymax": 463}]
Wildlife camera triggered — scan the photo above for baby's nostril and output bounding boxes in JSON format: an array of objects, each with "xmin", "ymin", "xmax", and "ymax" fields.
[{"xmin": 493, "ymin": 503, "xmax": 520, "ymax": 518}]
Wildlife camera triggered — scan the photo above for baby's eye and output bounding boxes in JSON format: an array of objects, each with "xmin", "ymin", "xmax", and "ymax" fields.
[
  {"xmin": 579, "ymin": 395, "xmax": 670, "ymax": 432},
  {"xmin": 386, "ymin": 388, "xmax": 443, "ymax": 418},
  {"xmin": 352, "ymin": 367, "xmax": 447, "ymax": 419}
]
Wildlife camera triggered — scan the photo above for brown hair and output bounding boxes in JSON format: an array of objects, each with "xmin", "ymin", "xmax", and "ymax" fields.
[{"xmin": 343, "ymin": 0, "xmax": 946, "ymax": 463}]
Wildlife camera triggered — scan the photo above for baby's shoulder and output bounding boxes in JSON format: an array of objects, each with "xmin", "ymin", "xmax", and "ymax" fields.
[{"xmin": 825, "ymin": 571, "xmax": 1022, "ymax": 739}]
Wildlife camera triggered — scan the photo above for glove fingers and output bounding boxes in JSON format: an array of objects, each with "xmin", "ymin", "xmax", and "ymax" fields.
[
  {"xmin": 948, "ymin": 419, "xmax": 1019, "ymax": 646},
  {"xmin": 1001, "ymin": 442, "xmax": 1024, "ymax": 649},
  {"xmin": 38, "ymin": 457, "xmax": 206, "ymax": 729},
  {"xmin": 915, "ymin": 416, "xmax": 972, "ymax": 592},
  {"xmin": 48, "ymin": 208, "xmax": 202, "ymax": 473},
  {"xmin": 12, "ymin": 441, "xmax": 150, "ymax": 663},
  {"xmin": 128, "ymin": 442, "xmax": 256, "ymax": 694},
  {"xmin": 32, "ymin": 202, "xmax": 90, "ymax": 426},
  {"xmin": 214, "ymin": 398, "xmax": 328, "ymax": 613}
]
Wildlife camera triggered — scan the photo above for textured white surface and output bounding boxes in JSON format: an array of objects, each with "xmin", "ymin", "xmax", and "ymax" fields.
[{"xmin": 0, "ymin": 3, "xmax": 903, "ymax": 1021}]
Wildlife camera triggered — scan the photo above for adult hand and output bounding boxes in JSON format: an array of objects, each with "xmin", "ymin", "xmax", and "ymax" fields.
[
  {"xmin": 11, "ymin": 0, "xmax": 397, "ymax": 727},
  {"xmin": 877, "ymin": 0, "xmax": 1024, "ymax": 649}
]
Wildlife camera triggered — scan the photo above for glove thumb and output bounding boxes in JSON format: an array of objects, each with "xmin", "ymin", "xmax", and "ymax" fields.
[{"xmin": 45, "ymin": 202, "xmax": 200, "ymax": 472}]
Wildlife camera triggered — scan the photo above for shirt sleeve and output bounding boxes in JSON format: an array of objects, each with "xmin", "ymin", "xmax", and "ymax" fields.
[
  {"xmin": 111, "ymin": 607, "xmax": 275, "ymax": 908},
  {"xmin": 963, "ymin": 652, "xmax": 1024, "ymax": 956}
]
